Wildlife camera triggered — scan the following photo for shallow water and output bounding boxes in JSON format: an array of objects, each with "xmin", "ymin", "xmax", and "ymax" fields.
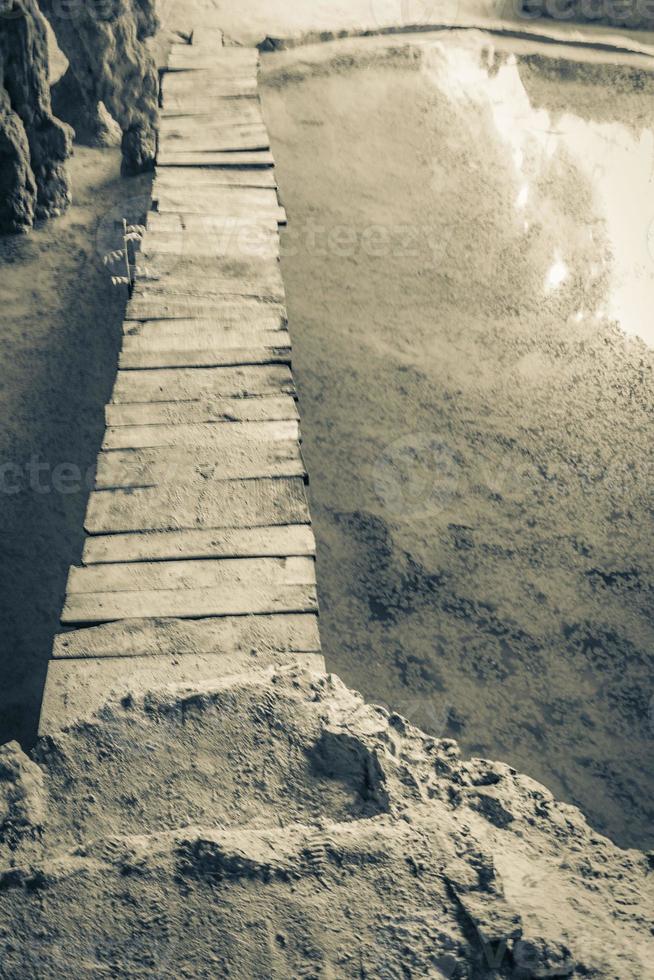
[
  {"xmin": 261, "ymin": 31, "xmax": 654, "ymax": 848},
  {"xmin": 423, "ymin": 39, "xmax": 654, "ymax": 345}
]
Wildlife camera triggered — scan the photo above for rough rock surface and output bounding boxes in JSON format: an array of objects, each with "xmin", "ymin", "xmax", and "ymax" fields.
[
  {"xmin": 50, "ymin": 69, "xmax": 122, "ymax": 149},
  {"xmin": 0, "ymin": 665, "xmax": 651, "ymax": 978},
  {"xmin": 520, "ymin": 0, "xmax": 654, "ymax": 28},
  {"xmin": 40, "ymin": 0, "xmax": 159, "ymax": 173},
  {"xmin": 0, "ymin": 0, "xmax": 72, "ymax": 233}
]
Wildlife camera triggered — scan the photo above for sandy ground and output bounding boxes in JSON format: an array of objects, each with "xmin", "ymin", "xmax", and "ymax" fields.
[
  {"xmin": 259, "ymin": 30, "xmax": 654, "ymax": 850},
  {"xmin": 0, "ymin": 145, "xmax": 152, "ymax": 749},
  {"xmin": 3, "ymin": 668, "xmax": 652, "ymax": 978}
]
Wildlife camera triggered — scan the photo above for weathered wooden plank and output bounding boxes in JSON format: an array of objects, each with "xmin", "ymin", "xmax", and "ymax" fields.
[
  {"xmin": 39, "ymin": 648, "xmax": 325, "ymax": 733},
  {"xmin": 189, "ymin": 26, "xmax": 225, "ymax": 47},
  {"xmin": 139, "ymin": 246, "xmax": 282, "ymax": 272},
  {"xmin": 162, "ymin": 82, "xmax": 258, "ymax": 102},
  {"xmin": 82, "ymin": 525, "xmax": 316, "ymax": 566},
  {"xmin": 131, "ymin": 264, "xmax": 285, "ymax": 296},
  {"xmin": 167, "ymin": 54, "xmax": 259, "ymax": 73},
  {"xmin": 128, "ymin": 293, "xmax": 286, "ymax": 315},
  {"xmin": 144, "ymin": 230, "xmax": 281, "ymax": 252},
  {"xmin": 121, "ymin": 329, "xmax": 291, "ymax": 354},
  {"xmin": 159, "ymin": 121, "xmax": 269, "ymax": 148},
  {"xmin": 122, "ymin": 325, "xmax": 287, "ymax": 348},
  {"xmin": 139, "ymin": 257, "xmax": 281, "ymax": 284},
  {"xmin": 157, "ymin": 150, "xmax": 274, "ymax": 169},
  {"xmin": 95, "ymin": 439, "xmax": 305, "ymax": 489},
  {"xmin": 160, "ymin": 103, "xmax": 264, "ymax": 124},
  {"xmin": 169, "ymin": 44, "xmax": 258, "ymax": 59},
  {"xmin": 125, "ymin": 297, "xmax": 287, "ymax": 321},
  {"xmin": 132, "ymin": 268, "xmax": 286, "ymax": 294},
  {"xmin": 132, "ymin": 263, "xmax": 285, "ymax": 297},
  {"xmin": 85, "ymin": 476, "xmax": 310, "ymax": 534},
  {"xmin": 159, "ymin": 116, "xmax": 266, "ymax": 138},
  {"xmin": 169, "ymin": 43, "xmax": 258, "ymax": 61},
  {"xmin": 167, "ymin": 64, "xmax": 257, "ymax": 78},
  {"xmin": 61, "ymin": 582, "xmax": 318, "ymax": 625},
  {"xmin": 141, "ymin": 230, "xmax": 280, "ymax": 252},
  {"xmin": 103, "ymin": 417, "xmax": 298, "ymax": 450},
  {"xmin": 153, "ymin": 166, "xmax": 276, "ymax": 188},
  {"xmin": 105, "ymin": 395, "xmax": 298, "ymax": 427},
  {"xmin": 140, "ymin": 220, "xmax": 283, "ymax": 247},
  {"xmin": 146, "ymin": 205, "xmax": 286, "ymax": 226},
  {"xmin": 146, "ymin": 213, "xmax": 280, "ymax": 232},
  {"xmin": 68, "ymin": 555, "xmax": 315, "ymax": 595},
  {"xmin": 149, "ymin": 201, "xmax": 284, "ymax": 220},
  {"xmin": 68, "ymin": 555, "xmax": 314, "ymax": 594},
  {"xmin": 149, "ymin": 193, "xmax": 281, "ymax": 223},
  {"xmin": 139, "ymin": 234, "xmax": 285, "ymax": 259},
  {"xmin": 139, "ymin": 239, "xmax": 281, "ymax": 274},
  {"xmin": 162, "ymin": 94, "xmax": 260, "ymax": 115},
  {"xmin": 111, "ymin": 365, "xmax": 295, "ymax": 403},
  {"xmin": 162, "ymin": 64, "xmax": 258, "ymax": 82},
  {"xmin": 123, "ymin": 313, "xmax": 286, "ymax": 338},
  {"xmin": 143, "ymin": 225, "xmax": 280, "ymax": 256},
  {"xmin": 151, "ymin": 201, "xmax": 280, "ymax": 221},
  {"xmin": 165, "ymin": 73, "xmax": 258, "ymax": 89},
  {"xmin": 53, "ymin": 611, "xmax": 320, "ymax": 658},
  {"xmin": 118, "ymin": 344, "xmax": 291, "ymax": 370},
  {"xmin": 133, "ymin": 266, "xmax": 284, "ymax": 291},
  {"xmin": 165, "ymin": 67, "xmax": 258, "ymax": 83},
  {"xmin": 152, "ymin": 200, "xmax": 286, "ymax": 223},
  {"xmin": 158, "ymin": 124, "xmax": 270, "ymax": 154},
  {"xmin": 130, "ymin": 279, "xmax": 285, "ymax": 303},
  {"xmin": 160, "ymin": 112, "xmax": 264, "ymax": 128}
]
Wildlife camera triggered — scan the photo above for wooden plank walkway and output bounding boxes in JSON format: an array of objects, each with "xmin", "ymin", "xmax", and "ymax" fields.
[{"xmin": 39, "ymin": 29, "xmax": 323, "ymax": 732}]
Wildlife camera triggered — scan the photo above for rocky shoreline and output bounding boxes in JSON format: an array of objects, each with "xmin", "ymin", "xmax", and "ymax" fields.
[{"xmin": 1, "ymin": 664, "xmax": 652, "ymax": 977}]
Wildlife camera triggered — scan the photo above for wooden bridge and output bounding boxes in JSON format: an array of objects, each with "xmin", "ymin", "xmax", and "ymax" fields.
[{"xmin": 39, "ymin": 28, "xmax": 324, "ymax": 731}]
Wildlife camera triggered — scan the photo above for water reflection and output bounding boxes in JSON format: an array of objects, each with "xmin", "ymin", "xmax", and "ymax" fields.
[
  {"xmin": 421, "ymin": 40, "xmax": 654, "ymax": 345},
  {"xmin": 546, "ymin": 253, "xmax": 569, "ymax": 291}
]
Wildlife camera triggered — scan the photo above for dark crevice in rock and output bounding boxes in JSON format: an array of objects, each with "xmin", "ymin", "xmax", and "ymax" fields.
[{"xmin": 39, "ymin": 0, "xmax": 159, "ymax": 174}]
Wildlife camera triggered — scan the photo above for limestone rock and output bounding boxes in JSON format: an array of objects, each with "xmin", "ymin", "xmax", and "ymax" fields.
[
  {"xmin": 0, "ymin": 667, "xmax": 651, "ymax": 977},
  {"xmin": 40, "ymin": 0, "xmax": 159, "ymax": 173},
  {"xmin": 0, "ymin": 85, "xmax": 35, "ymax": 232},
  {"xmin": 0, "ymin": 0, "xmax": 72, "ymax": 233},
  {"xmin": 50, "ymin": 68, "xmax": 121, "ymax": 148},
  {"xmin": 0, "ymin": 741, "xmax": 46, "ymax": 847}
]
